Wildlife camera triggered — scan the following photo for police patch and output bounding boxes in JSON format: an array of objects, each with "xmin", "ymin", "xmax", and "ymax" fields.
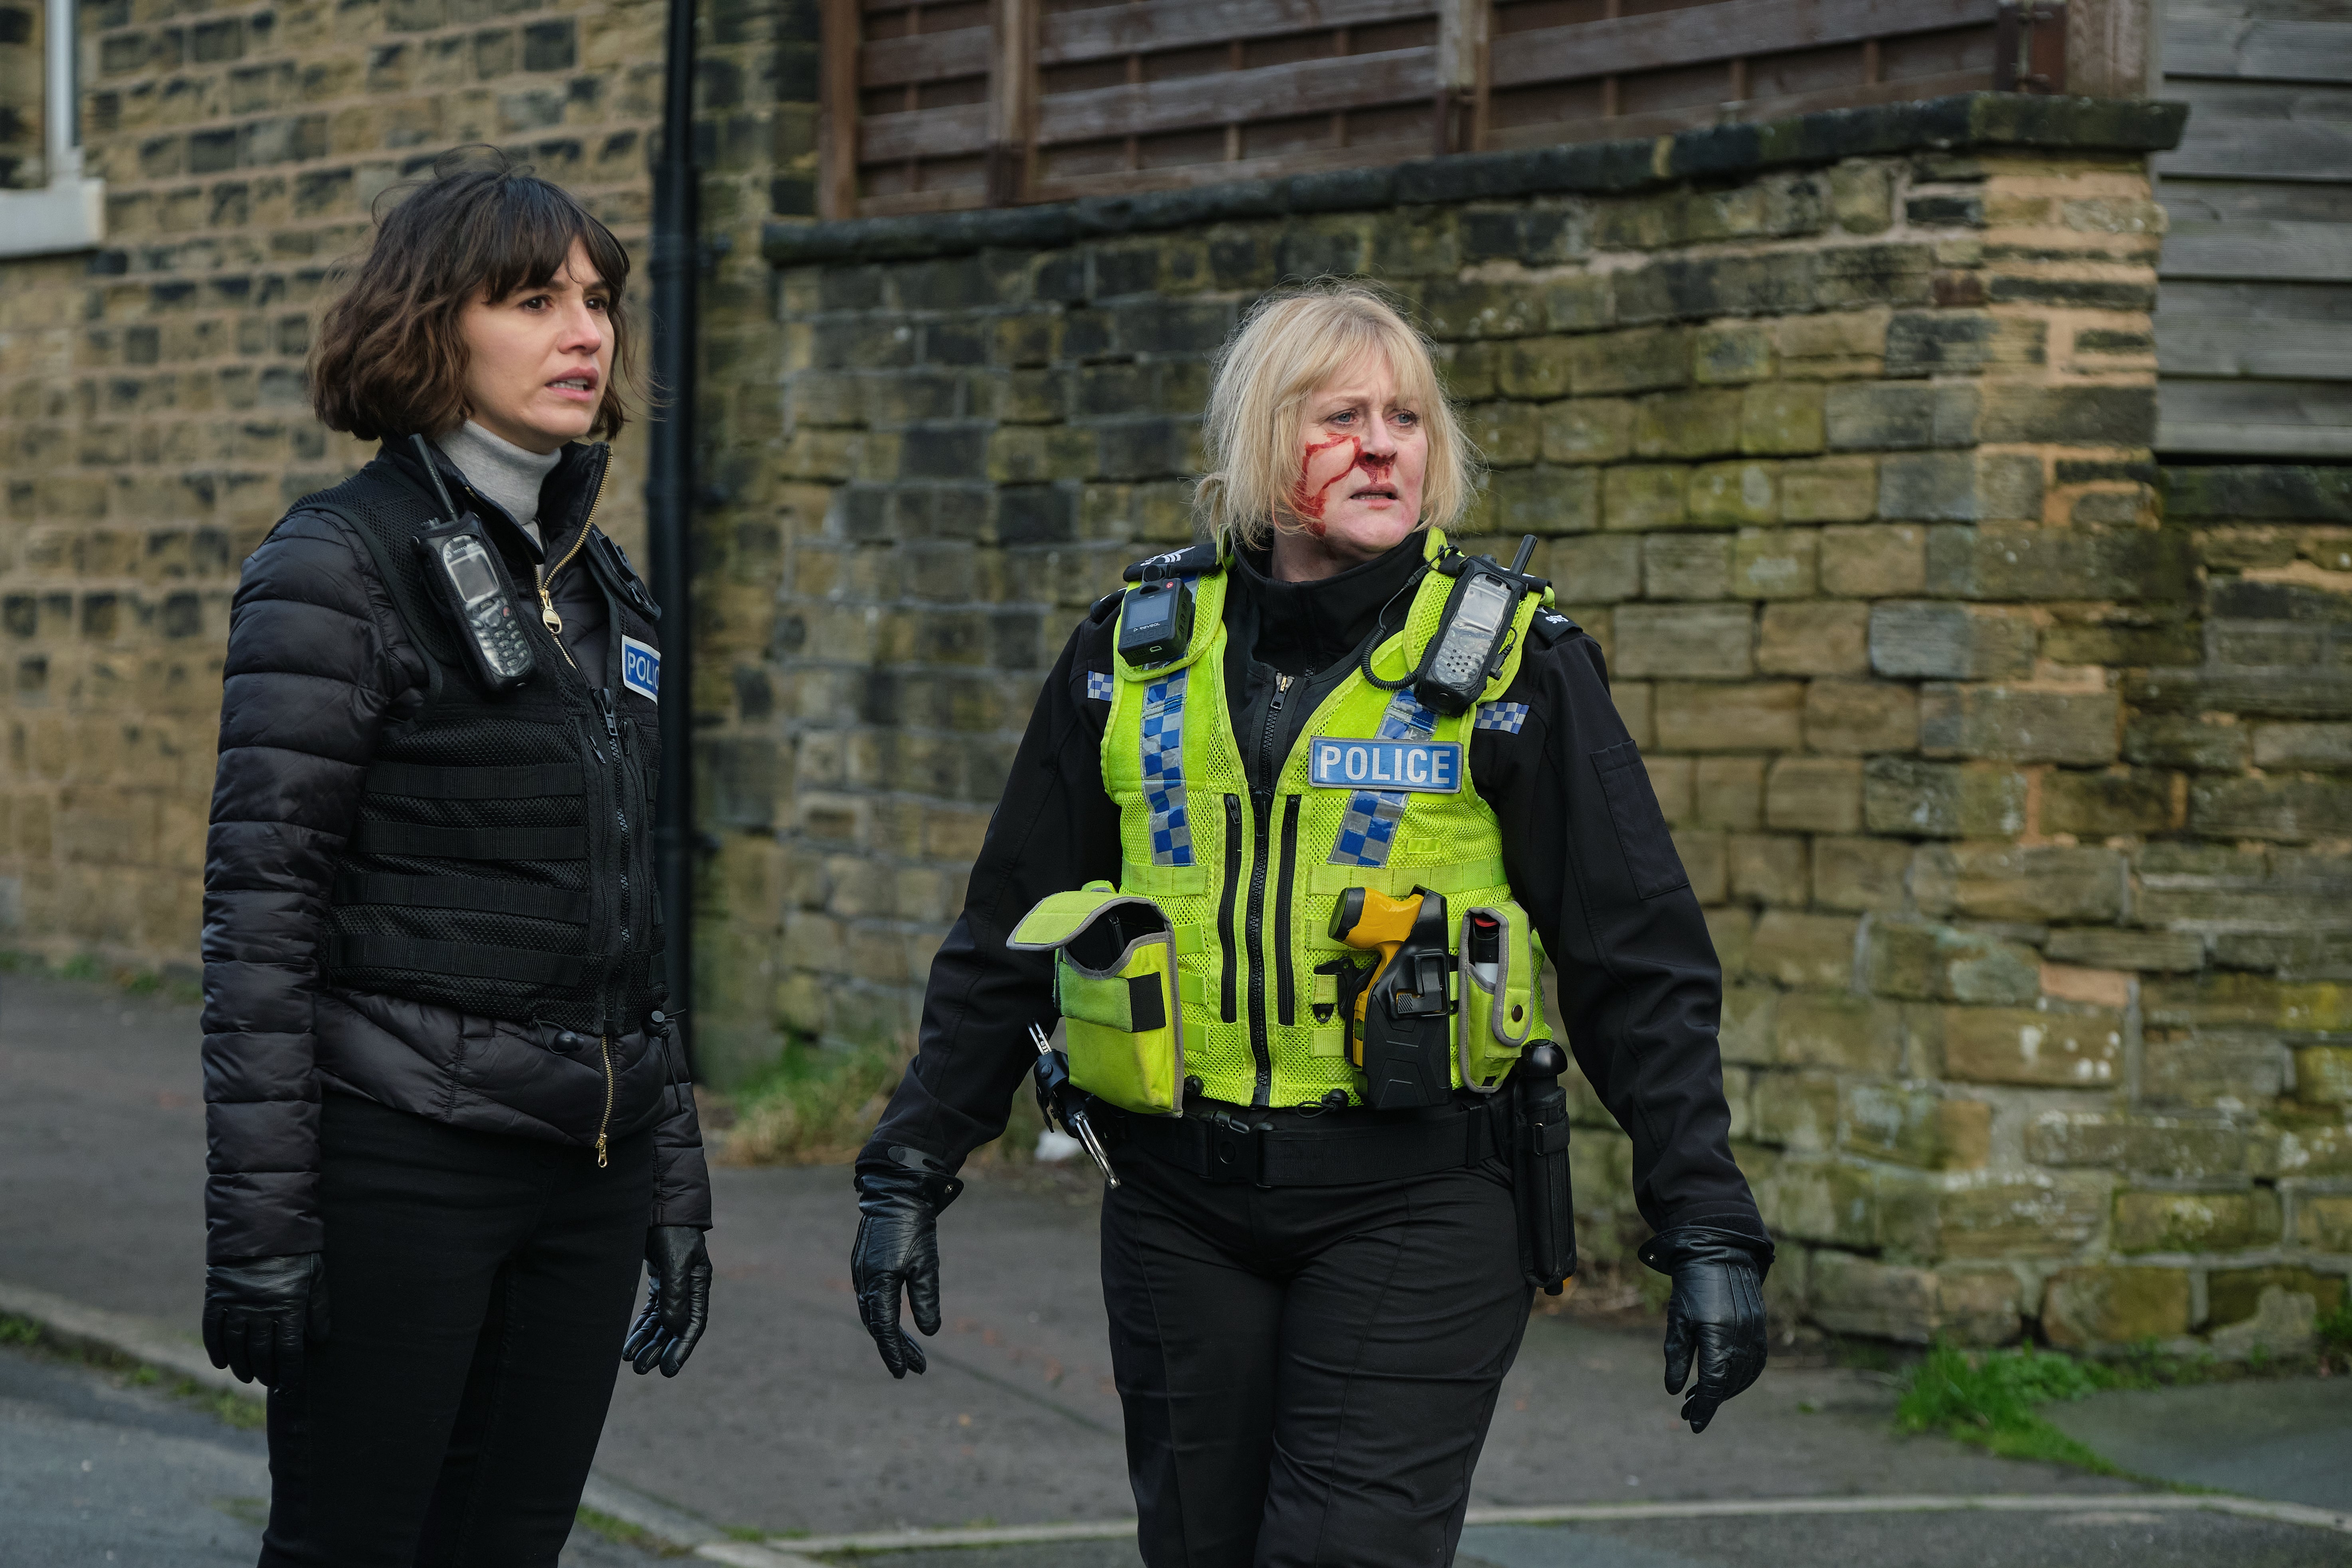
[
  {"xmin": 621, "ymin": 636, "xmax": 660, "ymax": 702},
  {"xmin": 1309, "ymin": 738, "xmax": 1463, "ymax": 794}
]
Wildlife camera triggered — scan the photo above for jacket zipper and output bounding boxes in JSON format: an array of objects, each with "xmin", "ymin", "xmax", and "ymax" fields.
[
  {"xmin": 1275, "ymin": 795, "xmax": 1300, "ymax": 1026},
  {"xmin": 1241, "ymin": 673, "xmax": 1291, "ymax": 1107},
  {"xmin": 595, "ymin": 1033, "xmax": 614, "ymax": 1167},
  {"xmin": 535, "ymin": 451, "xmax": 608, "ymax": 667},
  {"xmin": 594, "ymin": 687, "xmax": 632, "ymax": 1036},
  {"xmin": 1217, "ymin": 795, "xmax": 1241, "ymax": 1024}
]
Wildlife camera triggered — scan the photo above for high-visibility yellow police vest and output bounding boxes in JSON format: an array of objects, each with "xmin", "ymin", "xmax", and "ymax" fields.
[{"xmin": 1011, "ymin": 528, "xmax": 1554, "ymax": 1115}]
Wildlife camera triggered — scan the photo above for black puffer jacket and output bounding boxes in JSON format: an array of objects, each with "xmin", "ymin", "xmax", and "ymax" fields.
[{"xmin": 200, "ymin": 439, "xmax": 709, "ymax": 1264}]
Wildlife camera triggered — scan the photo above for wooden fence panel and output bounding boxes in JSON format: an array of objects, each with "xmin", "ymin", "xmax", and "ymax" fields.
[{"xmin": 820, "ymin": 0, "xmax": 2065, "ymax": 218}]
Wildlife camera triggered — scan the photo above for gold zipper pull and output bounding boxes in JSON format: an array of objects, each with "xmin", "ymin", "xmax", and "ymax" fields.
[
  {"xmin": 596, "ymin": 1132, "xmax": 608, "ymax": 1168},
  {"xmin": 536, "ymin": 568, "xmax": 576, "ymax": 667}
]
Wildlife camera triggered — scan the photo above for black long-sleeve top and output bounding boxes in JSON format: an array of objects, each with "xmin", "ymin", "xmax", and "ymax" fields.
[{"xmin": 865, "ymin": 531, "xmax": 1764, "ymax": 1238}]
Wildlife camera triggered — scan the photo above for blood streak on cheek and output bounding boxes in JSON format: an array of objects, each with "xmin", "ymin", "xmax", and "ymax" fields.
[{"xmin": 1292, "ymin": 435, "xmax": 1360, "ymax": 533}]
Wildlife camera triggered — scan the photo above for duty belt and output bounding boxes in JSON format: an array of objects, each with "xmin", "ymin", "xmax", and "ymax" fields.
[{"xmin": 1107, "ymin": 1096, "xmax": 1507, "ymax": 1188}]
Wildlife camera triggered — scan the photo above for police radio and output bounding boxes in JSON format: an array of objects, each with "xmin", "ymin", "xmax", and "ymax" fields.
[
  {"xmin": 1378, "ymin": 536, "xmax": 1545, "ymax": 716},
  {"xmin": 408, "ymin": 434, "xmax": 537, "ymax": 693}
]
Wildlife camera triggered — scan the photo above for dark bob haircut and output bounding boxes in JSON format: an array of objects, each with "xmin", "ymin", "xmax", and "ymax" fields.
[{"xmin": 309, "ymin": 147, "xmax": 637, "ymax": 443}]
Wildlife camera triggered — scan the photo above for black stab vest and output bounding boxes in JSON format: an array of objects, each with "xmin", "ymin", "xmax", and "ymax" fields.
[{"xmin": 302, "ymin": 448, "xmax": 664, "ymax": 1035}]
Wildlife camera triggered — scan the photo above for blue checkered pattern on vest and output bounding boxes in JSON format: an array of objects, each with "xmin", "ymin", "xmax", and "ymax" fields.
[
  {"xmin": 1475, "ymin": 700, "xmax": 1529, "ymax": 734},
  {"xmin": 1086, "ymin": 669, "xmax": 1114, "ymax": 701},
  {"xmin": 1141, "ymin": 670, "xmax": 1193, "ymax": 867},
  {"xmin": 1326, "ymin": 689, "xmax": 1441, "ymax": 867}
]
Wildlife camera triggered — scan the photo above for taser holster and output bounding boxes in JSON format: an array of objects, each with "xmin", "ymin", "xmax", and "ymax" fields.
[
  {"xmin": 1457, "ymin": 902, "xmax": 1541, "ymax": 1093},
  {"xmin": 1009, "ymin": 882, "xmax": 1185, "ymax": 1116}
]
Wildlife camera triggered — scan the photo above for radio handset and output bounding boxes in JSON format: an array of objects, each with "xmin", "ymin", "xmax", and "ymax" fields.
[
  {"xmin": 408, "ymin": 434, "xmax": 538, "ymax": 694},
  {"xmin": 1363, "ymin": 536, "xmax": 1547, "ymax": 717}
]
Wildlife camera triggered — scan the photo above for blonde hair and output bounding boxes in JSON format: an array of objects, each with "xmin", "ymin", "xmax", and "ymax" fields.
[{"xmin": 1192, "ymin": 281, "xmax": 1480, "ymax": 552}]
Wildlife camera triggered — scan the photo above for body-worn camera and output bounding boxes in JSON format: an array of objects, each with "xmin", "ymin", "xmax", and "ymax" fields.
[
  {"xmin": 1117, "ymin": 571, "xmax": 1196, "ymax": 669},
  {"xmin": 416, "ymin": 518, "xmax": 536, "ymax": 693}
]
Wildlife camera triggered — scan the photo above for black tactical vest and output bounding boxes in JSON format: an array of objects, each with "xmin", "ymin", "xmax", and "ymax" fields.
[{"xmin": 301, "ymin": 447, "xmax": 664, "ymax": 1036}]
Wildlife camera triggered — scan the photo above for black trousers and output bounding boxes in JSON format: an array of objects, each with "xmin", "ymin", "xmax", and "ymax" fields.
[
  {"xmin": 258, "ymin": 1092, "xmax": 653, "ymax": 1568},
  {"xmin": 1101, "ymin": 1140, "xmax": 1534, "ymax": 1568}
]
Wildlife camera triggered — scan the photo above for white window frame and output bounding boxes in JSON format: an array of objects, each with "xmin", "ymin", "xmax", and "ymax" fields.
[{"xmin": 0, "ymin": 0, "xmax": 105, "ymax": 258}]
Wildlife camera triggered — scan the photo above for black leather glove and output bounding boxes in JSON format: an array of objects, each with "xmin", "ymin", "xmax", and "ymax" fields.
[
  {"xmin": 623, "ymin": 1225, "xmax": 712, "ymax": 1377},
  {"xmin": 202, "ymin": 1253, "xmax": 330, "ymax": 1392},
  {"xmin": 1638, "ymin": 1225, "xmax": 1772, "ymax": 1434},
  {"xmin": 851, "ymin": 1146, "xmax": 964, "ymax": 1380}
]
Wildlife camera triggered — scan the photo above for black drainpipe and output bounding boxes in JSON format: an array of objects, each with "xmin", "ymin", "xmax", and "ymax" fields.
[{"xmin": 647, "ymin": 0, "xmax": 697, "ymax": 1074}]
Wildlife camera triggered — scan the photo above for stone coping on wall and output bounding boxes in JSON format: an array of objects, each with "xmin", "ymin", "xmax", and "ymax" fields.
[{"xmin": 763, "ymin": 93, "xmax": 2188, "ymax": 269}]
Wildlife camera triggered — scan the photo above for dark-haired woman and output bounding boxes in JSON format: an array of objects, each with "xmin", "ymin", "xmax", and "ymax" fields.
[{"xmin": 198, "ymin": 148, "xmax": 710, "ymax": 1566}]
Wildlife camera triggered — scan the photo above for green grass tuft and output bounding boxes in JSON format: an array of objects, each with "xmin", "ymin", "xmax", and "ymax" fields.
[
  {"xmin": 717, "ymin": 1041, "xmax": 915, "ymax": 1166},
  {"xmin": 574, "ymin": 1506, "xmax": 693, "ymax": 1557},
  {"xmin": 2319, "ymin": 1299, "xmax": 2352, "ymax": 1358},
  {"xmin": 1895, "ymin": 1340, "xmax": 2126, "ymax": 1475}
]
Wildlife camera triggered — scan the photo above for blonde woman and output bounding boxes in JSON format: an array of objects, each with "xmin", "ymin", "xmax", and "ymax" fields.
[{"xmin": 851, "ymin": 282, "xmax": 1768, "ymax": 1566}]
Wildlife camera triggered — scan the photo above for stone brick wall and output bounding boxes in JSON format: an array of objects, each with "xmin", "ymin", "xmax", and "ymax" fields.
[
  {"xmin": 0, "ymin": 0, "xmax": 41, "ymax": 188},
  {"xmin": 0, "ymin": 0, "xmax": 802, "ymax": 966},
  {"xmin": 729, "ymin": 98, "xmax": 2351, "ymax": 1348}
]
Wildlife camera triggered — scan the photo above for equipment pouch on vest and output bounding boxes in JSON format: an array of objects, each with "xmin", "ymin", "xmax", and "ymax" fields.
[
  {"xmin": 1009, "ymin": 882, "xmax": 1186, "ymax": 1117},
  {"xmin": 1458, "ymin": 903, "xmax": 1540, "ymax": 1094}
]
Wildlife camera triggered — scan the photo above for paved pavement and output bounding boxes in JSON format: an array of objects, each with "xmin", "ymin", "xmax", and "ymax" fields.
[{"xmin": 6, "ymin": 966, "xmax": 2350, "ymax": 1567}]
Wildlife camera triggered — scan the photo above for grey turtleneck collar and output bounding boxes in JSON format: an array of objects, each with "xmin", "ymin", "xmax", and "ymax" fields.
[{"xmin": 435, "ymin": 421, "xmax": 562, "ymax": 546}]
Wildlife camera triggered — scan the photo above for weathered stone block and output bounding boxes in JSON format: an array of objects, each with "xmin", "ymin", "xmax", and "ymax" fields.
[
  {"xmin": 1757, "ymin": 601, "xmax": 1867, "ymax": 676},
  {"xmin": 1642, "ymin": 534, "xmax": 1730, "ymax": 600},
  {"xmin": 1765, "ymin": 757, "xmax": 1863, "ymax": 832},
  {"xmin": 1687, "ymin": 461, "xmax": 1780, "ymax": 526},
  {"xmin": 1548, "ymin": 534, "xmax": 1642, "ymax": 602},
  {"xmin": 1653, "ymin": 682, "xmax": 1804, "ymax": 751},
  {"xmin": 1781, "ymin": 458, "xmax": 1881, "ymax": 524},
  {"xmin": 1931, "ymin": 522, "xmax": 2194, "ymax": 602},
  {"xmin": 1633, "ymin": 388, "xmax": 1742, "ymax": 459},
  {"xmin": 2025, "ymin": 1113, "xmax": 2249, "ymax": 1178},
  {"xmin": 1867, "ymin": 923, "xmax": 2039, "ymax": 1005},
  {"xmin": 1804, "ymin": 681, "xmax": 1918, "ymax": 755},
  {"xmin": 1754, "ymin": 1156, "xmax": 1877, "ymax": 1249},
  {"xmin": 1740, "ymin": 382, "xmax": 1825, "ymax": 455},
  {"xmin": 1869, "ymin": 602, "xmax": 2037, "ymax": 680},
  {"xmin": 1911, "ymin": 843, "xmax": 2124, "ymax": 923},
  {"xmin": 1843, "ymin": 1082, "xmax": 1993, "ymax": 1170},
  {"xmin": 2295, "ymin": 1045, "xmax": 2352, "ymax": 1106},
  {"xmin": 1978, "ymin": 384, "xmax": 2156, "ymax": 446},
  {"xmin": 1693, "ymin": 756, "xmax": 1766, "ymax": 830},
  {"xmin": 1810, "ymin": 1252, "xmax": 2020, "ymax": 1345},
  {"xmin": 2043, "ymin": 928, "xmax": 2204, "ymax": 972},
  {"xmin": 1721, "ymin": 984, "xmax": 1780, "ymax": 1065},
  {"xmin": 2191, "ymin": 777, "xmax": 2352, "ymax": 842},
  {"xmin": 1883, "ymin": 311, "xmax": 2047, "ymax": 376},
  {"xmin": 2041, "ymin": 768, "xmax": 2174, "ymax": 837},
  {"xmin": 1697, "ymin": 321, "xmax": 1776, "ymax": 384},
  {"xmin": 1936, "ymin": 1170, "xmax": 2112, "ymax": 1261},
  {"xmin": 1819, "ymin": 522, "xmax": 1926, "ymax": 594},
  {"xmin": 2208, "ymin": 1267, "xmax": 2345, "ymax": 1329},
  {"xmin": 2043, "ymin": 1267, "xmax": 2192, "ymax": 1347},
  {"xmin": 1732, "ymin": 531, "xmax": 1819, "ymax": 600},
  {"xmin": 1824, "ymin": 381, "xmax": 1980, "ymax": 450},
  {"xmin": 2301, "ymin": 1196, "xmax": 2352, "ymax": 1251},
  {"xmin": 1750, "ymin": 910, "xmax": 1860, "ymax": 989},
  {"xmin": 1614, "ymin": 604, "xmax": 1753, "ymax": 676},
  {"xmin": 1570, "ymin": 326, "xmax": 1691, "ymax": 394},
  {"xmin": 1603, "ymin": 465, "xmax": 1689, "ymax": 530},
  {"xmin": 1935, "ymin": 1005, "xmax": 2123, "ymax": 1088},
  {"xmin": 1728, "ymin": 833, "xmax": 1808, "ymax": 906},
  {"xmin": 1812, "ymin": 835, "xmax": 1913, "ymax": 913},
  {"xmin": 1862, "ymin": 757, "xmax": 2027, "ymax": 837},
  {"xmin": 1675, "ymin": 828, "xmax": 1730, "ymax": 903},
  {"xmin": 1776, "ymin": 993, "xmax": 1902, "ymax": 1073},
  {"xmin": 2123, "ymin": 714, "xmax": 2249, "ymax": 772},
  {"xmin": 1542, "ymin": 398, "xmax": 1634, "ymax": 464},
  {"xmin": 2251, "ymin": 722, "xmax": 2352, "ymax": 769},
  {"xmin": 1709, "ymin": 906, "xmax": 1757, "ymax": 978},
  {"xmin": 1752, "ymin": 1069, "xmax": 1839, "ymax": 1150},
  {"xmin": 1879, "ymin": 452, "xmax": 2042, "ymax": 522},
  {"xmin": 1919, "ymin": 684, "xmax": 2120, "ymax": 765},
  {"xmin": 2114, "ymin": 1189, "xmax": 2281, "ymax": 1254},
  {"xmin": 2142, "ymin": 973, "xmax": 2352, "ymax": 1033}
]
